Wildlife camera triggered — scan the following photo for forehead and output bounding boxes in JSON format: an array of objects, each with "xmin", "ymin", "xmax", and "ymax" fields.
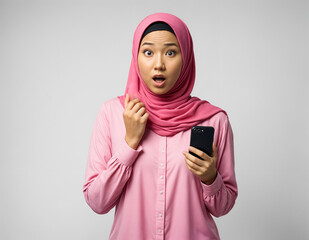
[{"xmin": 140, "ymin": 30, "xmax": 179, "ymax": 46}]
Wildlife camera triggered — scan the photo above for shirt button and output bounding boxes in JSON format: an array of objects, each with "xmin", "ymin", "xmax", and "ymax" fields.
[
  {"xmin": 160, "ymin": 163, "xmax": 164, "ymax": 167},
  {"xmin": 162, "ymin": 149, "xmax": 165, "ymax": 153},
  {"xmin": 159, "ymin": 213, "xmax": 162, "ymax": 217},
  {"xmin": 158, "ymin": 230, "xmax": 162, "ymax": 233},
  {"xmin": 160, "ymin": 191, "xmax": 163, "ymax": 195},
  {"xmin": 160, "ymin": 175, "xmax": 163, "ymax": 179}
]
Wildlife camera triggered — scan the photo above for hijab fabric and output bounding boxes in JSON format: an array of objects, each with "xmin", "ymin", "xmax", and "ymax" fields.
[{"xmin": 118, "ymin": 13, "xmax": 226, "ymax": 136}]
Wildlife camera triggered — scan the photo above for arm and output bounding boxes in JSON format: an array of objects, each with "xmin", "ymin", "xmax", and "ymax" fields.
[
  {"xmin": 200, "ymin": 116, "xmax": 238, "ymax": 217},
  {"xmin": 83, "ymin": 103, "xmax": 142, "ymax": 214}
]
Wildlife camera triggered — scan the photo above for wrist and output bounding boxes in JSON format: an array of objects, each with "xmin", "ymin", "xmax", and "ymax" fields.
[
  {"xmin": 125, "ymin": 135, "xmax": 139, "ymax": 150},
  {"xmin": 202, "ymin": 171, "xmax": 217, "ymax": 185}
]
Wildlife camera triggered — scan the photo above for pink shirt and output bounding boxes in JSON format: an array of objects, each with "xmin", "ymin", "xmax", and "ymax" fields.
[{"xmin": 83, "ymin": 97, "xmax": 238, "ymax": 240}]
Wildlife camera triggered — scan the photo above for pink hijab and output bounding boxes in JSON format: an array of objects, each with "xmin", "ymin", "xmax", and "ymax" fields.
[{"xmin": 118, "ymin": 13, "xmax": 226, "ymax": 136}]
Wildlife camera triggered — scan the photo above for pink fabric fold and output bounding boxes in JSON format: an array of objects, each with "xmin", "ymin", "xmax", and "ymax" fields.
[{"xmin": 118, "ymin": 12, "xmax": 226, "ymax": 136}]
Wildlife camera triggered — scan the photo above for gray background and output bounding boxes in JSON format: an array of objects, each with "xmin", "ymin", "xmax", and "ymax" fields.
[{"xmin": 1, "ymin": 0, "xmax": 308, "ymax": 239}]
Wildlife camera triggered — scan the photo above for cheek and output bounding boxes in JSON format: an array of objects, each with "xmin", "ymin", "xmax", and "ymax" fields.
[
  {"xmin": 138, "ymin": 58, "xmax": 146, "ymax": 78},
  {"xmin": 138, "ymin": 58, "xmax": 152, "ymax": 85},
  {"xmin": 171, "ymin": 59, "xmax": 183, "ymax": 80},
  {"xmin": 138, "ymin": 57, "xmax": 150, "ymax": 76}
]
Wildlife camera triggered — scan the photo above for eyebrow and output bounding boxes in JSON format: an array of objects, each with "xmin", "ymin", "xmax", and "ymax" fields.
[{"xmin": 141, "ymin": 42, "xmax": 178, "ymax": 47}]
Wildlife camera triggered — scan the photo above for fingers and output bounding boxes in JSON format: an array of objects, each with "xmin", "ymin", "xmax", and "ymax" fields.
[
  {"xmin": 123, "ymin": 95, "xmax": 148, "ymax": 121},
  {"xmin": 184, "ymin": 144, "xmax": 218, "ymax": 184},
  {"xmin": 125, "ymin": 98, "xmax": 140, "ymax": 110},
  {"xmin": 124, "ymin": 95, "xmax": 148, "ymax": 117},
  {"xmin": 131, "ymin": 102, "xmax": 145, "ymax": 113},
  {"xmin": 212, "ymin": 143, "xmax": 218, "ymax": 158},
  {"xmin": 184, "ymin": 143, "xmax": 218, "ymax": 166},
  {"xmin": 188, "ymin": 146, "xmax": 208, "ymax": 160},
  {"xmin": 141, "ymin": 112, "xmax": 149, "ymax": 123},
  {"xmin": 182, "ymin": 151, "xmax": 204, "ymax": 167},
  {"xmin": 183, "ymin": 151, "xmax": 204, "ymax": 173},
  {"xmin": 125, "ymin": 93, "xmax": 130, "ymax": 108},
  {"xmin": 185, "ymin": 158, "xmax": 201, "ymax": 172},
  {"xmin": 136, "ymin": 105, "xmax": 147, "ymax": 117}
]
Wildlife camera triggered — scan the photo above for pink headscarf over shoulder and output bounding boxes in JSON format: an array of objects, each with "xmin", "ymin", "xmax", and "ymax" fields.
[{"xmin": 118, "ymin": 13, "xmax": 226, "ymax": 136}]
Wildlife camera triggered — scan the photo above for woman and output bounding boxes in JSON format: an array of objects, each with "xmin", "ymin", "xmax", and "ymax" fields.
[{"xmin": 83, "ymin": 13, "xmax": 238, "ymax": 240}]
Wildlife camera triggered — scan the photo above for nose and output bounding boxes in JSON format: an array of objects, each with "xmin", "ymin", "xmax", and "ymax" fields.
[{"xmin": 154, "ymin": 54, "xmax": 166, "ymax": 71}]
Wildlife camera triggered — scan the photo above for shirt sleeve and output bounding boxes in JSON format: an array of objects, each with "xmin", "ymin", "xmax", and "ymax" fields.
[
  {"xmin": 83, "ymin": 103, "xmax": 142, "ymax": 214},
  {"xmin": 200, "ymin": 115, "xmax": 238, "ymax": 217}
]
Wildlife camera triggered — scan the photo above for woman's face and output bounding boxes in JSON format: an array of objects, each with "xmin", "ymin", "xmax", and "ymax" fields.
[{"xmin": 138, "ymin": 30, "xmax": 182, "ymax": 95}]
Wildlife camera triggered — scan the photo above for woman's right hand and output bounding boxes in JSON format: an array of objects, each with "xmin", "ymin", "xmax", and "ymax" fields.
[{"xmin": 123, "ymin": 94, "xmax": 149, "ymax": 150}]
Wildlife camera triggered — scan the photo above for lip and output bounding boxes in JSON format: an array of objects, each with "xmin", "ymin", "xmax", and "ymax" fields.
[
  {"xmin": 152, "ymin": 74, "xmax": 166, "ymax": 87},
  {"xmin": 152, "ymin": 74, "xmax": 166, "ymax": 79}
]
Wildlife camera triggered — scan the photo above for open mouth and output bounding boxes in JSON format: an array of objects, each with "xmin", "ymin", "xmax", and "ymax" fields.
[
  {"xmin": 152, "ymin": 75, "xmax": 166, "ymax": 86},
  {"xmin": 153, "ymin": 77, "xmax": 165, "ymax": 82}
]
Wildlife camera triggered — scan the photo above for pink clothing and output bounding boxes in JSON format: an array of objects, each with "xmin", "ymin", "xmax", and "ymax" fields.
[
  {"xmin": 118, "ymin": 13, "xmax": 225, "ymax": 136},
  {"xmin": 83, "ymin": 98, "xmax": 238, "ymax": 240}
]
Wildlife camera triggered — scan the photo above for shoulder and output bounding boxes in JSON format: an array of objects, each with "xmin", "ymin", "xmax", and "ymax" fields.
[
  {"xmin": 98, "ymin": 97, "xmax": 123, "ymax": 114},
  {"xmin": 197, "ymin": 110, "xmax": 233, "ymax": 147},
  {"xmin": 195, "ymin": 98, "xmax": 230, "ymax": 128},
  {"xmin": 210, "ymin": 111, "xmax": 228, "ymax": 124},
  {"xmin": 199, "ymin": 110, "xmax": 231, "ymax": 133},
  {"xmin": 96, "ymin": 97, "xmax": 123, "ymax": 123},
  {"xmin": 101, "ymin": 97, "xmax": 122, "ymax": 109}
]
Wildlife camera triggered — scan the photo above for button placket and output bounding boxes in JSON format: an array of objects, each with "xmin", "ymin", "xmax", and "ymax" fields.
[{"xmin": 155, "ymin": 136, "xmax": 167, "ymax": 240}]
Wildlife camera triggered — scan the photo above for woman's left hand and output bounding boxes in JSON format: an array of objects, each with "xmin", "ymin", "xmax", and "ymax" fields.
[{"xmin": 183, "ymin": 143, "xmax": 218, "ymax": 185}]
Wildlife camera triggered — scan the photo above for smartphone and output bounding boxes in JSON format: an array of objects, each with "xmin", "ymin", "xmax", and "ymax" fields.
[{"xmin": 189, "ymin": 126, "xmax": 214, "ymax": 160}]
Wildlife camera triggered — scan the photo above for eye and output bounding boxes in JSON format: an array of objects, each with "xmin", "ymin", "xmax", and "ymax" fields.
[
  {"xmin": 143, "ymin": 50, "xmax": 153, "ymax": 56},
  {"xmin": 166, "ymin": 50, "xmax": 176, "ymax": 56}
]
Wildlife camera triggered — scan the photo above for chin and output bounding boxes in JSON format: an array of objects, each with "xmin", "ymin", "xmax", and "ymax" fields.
[{"xmin": 151, "ymin": 88, "xmax": 168, "ymax": 95}]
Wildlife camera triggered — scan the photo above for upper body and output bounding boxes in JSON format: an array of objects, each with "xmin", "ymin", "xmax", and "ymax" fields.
[
  {"xmin": 83, "ymin": 13, "xmax": 238, "ymax": 240},
  {"xmin": 83, "ymin": 97, "xmax": 237, "ymax": 239}
]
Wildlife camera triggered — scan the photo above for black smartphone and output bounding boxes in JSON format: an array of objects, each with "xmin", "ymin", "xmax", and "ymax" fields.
[{"xmin": 189, "ymin": 126, "xmax": 214, "ymax": 160}]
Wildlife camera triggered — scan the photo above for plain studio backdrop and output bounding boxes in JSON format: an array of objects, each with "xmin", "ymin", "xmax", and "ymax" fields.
[{"xmin": 0, "ymin": 0, "xmax": 308, "ymax": 239}]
